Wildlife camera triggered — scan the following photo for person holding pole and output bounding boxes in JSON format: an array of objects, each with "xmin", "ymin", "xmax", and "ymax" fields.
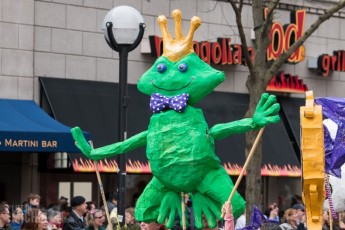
[{"xmin": 222, "ymin": 201, "xmax": 234, "ymax": 230}]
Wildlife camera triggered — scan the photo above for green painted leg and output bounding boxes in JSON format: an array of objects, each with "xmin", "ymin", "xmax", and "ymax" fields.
[
  {"xmin": 134, "ymin": 177, "xmax": 168, "ymax": 223},
  {"xmin": 196, "ymin": 167, "xmax": 245, "ymax": 218}
]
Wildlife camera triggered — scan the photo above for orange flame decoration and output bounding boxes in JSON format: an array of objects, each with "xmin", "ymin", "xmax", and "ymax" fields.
[
  {"xmin": 72, "ymin": 158, "xmax": 300, "ymax": 176},
  {"xmin": 223, "ymin": 162, "xmax": 301, "ymax": 177},
  {"xmin": 266, "ymin": 71, "xmax": 308, "ymax": 94},
  {"xmin": 72, "ymin": 158, "xmax": 119, "ymax": 173},
  {"xmin": 72, "ymin": 158, "xmax": 151, "ymax": 173}
]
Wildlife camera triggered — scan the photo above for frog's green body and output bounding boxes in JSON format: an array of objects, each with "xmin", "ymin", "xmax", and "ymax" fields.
[
  {"xmin": 71, "ymin": 52, "xmax": 280, "ymax": 228},
  {"xmin": 147, "ymin": 106, "xmax": 219, "ymax": 192}
]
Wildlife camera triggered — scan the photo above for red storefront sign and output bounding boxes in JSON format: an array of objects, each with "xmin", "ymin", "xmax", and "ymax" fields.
[
  {"xmin": 149, "ymin": 10, "xmax": 306, "ymax": 65},
  {"xmin": 317, "ymin": 50, "xmax": 345, "ymax": 77}
]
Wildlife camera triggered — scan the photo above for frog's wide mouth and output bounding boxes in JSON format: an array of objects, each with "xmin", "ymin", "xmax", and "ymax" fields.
[{"xmin": 150, "ymin": 77, "xmax": 195, "ymax": 91}]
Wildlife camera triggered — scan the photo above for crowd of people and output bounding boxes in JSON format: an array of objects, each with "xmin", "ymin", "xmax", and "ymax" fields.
[
  {"xmin": 1, "ymin": 193, "xmax": 345, "ymax": 230},
  {"xmin": 0, "ymin": 193, "xmax": 140, "ymax": 230},
  {"xmin": 233, "ymin": 202, "xmax": 345, "ymax": 230}
]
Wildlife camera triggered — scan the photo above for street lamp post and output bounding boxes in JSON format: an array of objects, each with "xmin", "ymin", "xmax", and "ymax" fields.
[{"xmin": 102, "ymin": 5, "xmax": 145, "ymax": 225}]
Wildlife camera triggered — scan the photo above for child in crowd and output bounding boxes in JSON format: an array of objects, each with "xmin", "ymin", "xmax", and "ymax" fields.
[{"xmin": 24, "ymin": 193, "xmax": 41, "ymax": 214}]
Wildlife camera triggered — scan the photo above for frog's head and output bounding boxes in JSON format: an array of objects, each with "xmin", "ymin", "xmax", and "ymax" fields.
[{"xmin": 138, "ymin": 9, "xmax": 224, "ymax": 105}]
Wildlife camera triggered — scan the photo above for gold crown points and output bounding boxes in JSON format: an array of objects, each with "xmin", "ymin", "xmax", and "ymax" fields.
[{"xmin": 158, "ymin": 9, "xmax": 201, "ymax": 62}]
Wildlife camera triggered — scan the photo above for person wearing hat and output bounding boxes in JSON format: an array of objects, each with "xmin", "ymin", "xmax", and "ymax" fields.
[
  {"xmin": 292, "ymin": 204, "xmax": 306, "ymax": 230},
  {"xmin": 63, "ymin": 196, "xmax": 87, "ymax": 230}
]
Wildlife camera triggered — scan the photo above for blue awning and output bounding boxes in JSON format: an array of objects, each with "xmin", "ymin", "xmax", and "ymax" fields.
[{"xmin": 0, "ymin": 99, "xmax": 89, "ymax": 152}]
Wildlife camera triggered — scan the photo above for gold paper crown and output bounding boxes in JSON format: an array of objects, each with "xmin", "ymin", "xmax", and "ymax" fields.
[{"xmin": 158, "ymin": 9, "xmax": 201, "ymax": 62}]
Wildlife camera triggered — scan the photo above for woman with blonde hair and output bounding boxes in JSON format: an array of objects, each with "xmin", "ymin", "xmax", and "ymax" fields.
[
  {"xmin": 36, "ymin": 213, "xmax": 48, "ymax": 230},
  {"xmin": 125, "ymin": 207, "xmax": 140, "ymax": 230},
  {"xmin": 86, "ymin": 209, "xmax": 105, "ymax": 230},
  {"xmin": 280, "ymin": 208, "xmax": 299, "ymax": 230}
]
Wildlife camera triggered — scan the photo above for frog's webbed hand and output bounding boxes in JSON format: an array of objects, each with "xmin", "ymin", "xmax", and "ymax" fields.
[
  {"xmin": 71, "ymin": 127, "xmax": 92, "ymax": 158},
  {"xmin": 209, "ymin": 93, "xmax": 280, "ymax": 140},
  {"xmin": 157, "ymin": 191, "xmax": 183, "ymax": 229},
  {"xmin": 71, "ymin": 126, "xmax": 148, "ymax": 160},
  {"xmin": 192, "ymin": 192, "xmax": 221, "ymax": 229},
  {"xmin": 253, "ymin": 93, "xmax": 280, "ymax": 127}
]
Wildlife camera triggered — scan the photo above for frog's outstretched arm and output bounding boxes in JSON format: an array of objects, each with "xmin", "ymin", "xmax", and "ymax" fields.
[
  {"xmin": 209, "ymin": 93, "xmax": 280, "ymax": 140},
  {"xmin": 71, "ymin": 127, "xmax": 148, "ymax": 160}
]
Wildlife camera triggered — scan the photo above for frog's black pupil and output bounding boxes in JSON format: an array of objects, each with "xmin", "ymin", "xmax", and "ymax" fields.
[
  {"xmin": 157, "ymin": 64, "xmax": 166, "ymax": 73},
  {"xmin": 178, "ymin": 63, "xmax": 187, "ymax": 72}
]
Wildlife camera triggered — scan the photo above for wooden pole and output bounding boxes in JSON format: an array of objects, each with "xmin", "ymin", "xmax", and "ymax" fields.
[
  {"xmin": 89, "ymin": 141, "xmax": 112, "ymax": 230},
  {"xmin": 221, "ymin": 128, "xmax": 265, "ymax": 218},
  {"xmin": 329, "ymin": 205, "xmax": 333, "ymax": 230},
  {"xmin": 327, "ymin": 175, "xmax": 333, "ymax": 230},
  {"xmin": 181, "ymin": 192, "xmax": 186, "ymax": 230}
]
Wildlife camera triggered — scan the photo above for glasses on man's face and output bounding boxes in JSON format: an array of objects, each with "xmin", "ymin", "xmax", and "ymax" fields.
[{"xmin": 94, "ymin": 215, "xmax": 104, "ymax": 219}]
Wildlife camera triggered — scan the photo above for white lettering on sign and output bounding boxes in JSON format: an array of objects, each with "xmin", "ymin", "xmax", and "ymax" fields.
[
  {"xmin": 2, "ymin": 139, "xmax": 58, "ymax": 148},
  {"xmin": 41, "ymin": 140, "xmax": 58, "ymax": 148},
  {"xmin": 5, "ymin": 139, "xmax": 39, "ymax": 147}
]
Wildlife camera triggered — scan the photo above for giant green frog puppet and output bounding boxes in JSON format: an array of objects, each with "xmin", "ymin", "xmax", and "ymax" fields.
[{"xmin": 71, "ymin": 9, "xmax": 280, "ymax": 229}]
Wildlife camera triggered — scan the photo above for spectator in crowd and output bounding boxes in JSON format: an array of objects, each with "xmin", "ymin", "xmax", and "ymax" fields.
[
  {"xmin": 259, "ymin": 222, "xmax": 282, "ymax": 230},
  {"xmin": 264, "ymin": 203, "xmax": 280, "ymax": 222},
  {"xmin": 0, "ymin": 203, "xmax": 9, "ymax": 209},
  {"xmin": 59, "ymin": 197, "xmax": 68, "ymax": 208},
  {"xmin": 58, "ymin": 196, "xmax": 69, "ymax": 226},
  {"xmin": 279, "ymin": 208, "xmax": 299, "ymax": 230},
  {"xmin": 290, "ymin": 195, "xmax": 303, "ymax": 208},
  {"xmin": 63, "ymin": 196, "xmax": 87, "ymax": 230},
  {"xmin": 222, "ymin": 201, "xmax": 234, "ymax": 230},
  {"xmin": 322, "ymin": 210, "xmax": 330, "ymax": 230},
  {"xmin": 339, "ymin": 210, "xmax": 345, "ymax": 229},
  {"xmin": 86, "ymin": 209, "xmax": 105, "ymax": 230},
  {"xmin": 24, "ymin": 194, "xmax": 41, "ymax": 214},
  {"xmin": 86, "ymin": 202, "xmax": 96, "ymax": 215},
  {"xmin": 10, "ymin": 207, "xmax": 24, "ymax": 230},
  {"xmin": 0, "ymin": 204, "xmax": 11, "ymax": 230},
  {"xmin": 125, "ymin": 207, "xmax": 140, "ymax": 230},
  {"xmin": 104, "ymin": 192, "xmax": 118, "ymax": 227},
  {"xmin": 47, "ymin": 209, "xmax": 62, "ymax": 230},
  {"xmin": 235, "ymin": 210, "xmax": 246, "ymax": 230},
  {"xmin": 21, "ymin": 208, "xmax": 41, "ymax": 230},
  {"xmin": 37, "ymin": 213, "xmax": 49, "ymax": 230},
  {"xmin": 322, "ymin": 210, "xmax": 343, "ymax": 230},
  {"xmin": 60, "ymin": 204, "xmax": 70, "ymax": 229},
  {"xmin": 292, "ymin": 204, "xmax": 306, "ymax": 230},
  {"xmin": 140, "ymin": 222, "xmax": 161, "ymax": 230},
  {"xmin": 105, "ymin": 192, "xmax": 118, "ymax": 214}
]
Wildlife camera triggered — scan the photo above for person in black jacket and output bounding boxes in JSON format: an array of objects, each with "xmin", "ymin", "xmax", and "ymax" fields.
[{"xmin": 63, "ymin": 196, "xmax": 87, "ymax": 230}]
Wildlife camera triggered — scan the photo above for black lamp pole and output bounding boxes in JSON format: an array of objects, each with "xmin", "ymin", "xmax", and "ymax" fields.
[{"xmin": 105, "ymin": 22, "xmax": 145, "ymax": 225}]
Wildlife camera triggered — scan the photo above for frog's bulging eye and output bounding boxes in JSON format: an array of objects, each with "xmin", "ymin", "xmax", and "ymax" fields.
[
  {"xmin": 157, "ymin": 63, "xmax": 167, "ymax": 73},
  {"xmin": 178, "ymin": 63, "xmax": 188, "ymax": 72}
]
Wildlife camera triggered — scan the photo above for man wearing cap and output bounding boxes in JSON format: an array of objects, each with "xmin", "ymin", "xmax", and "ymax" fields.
[
  {"xmin": 292, "ymin": 204, "xmax": 307, "ymax": 230},
  {"xmin": 63, "ymin": 196, "xmax": 87, "ymax": 230}
]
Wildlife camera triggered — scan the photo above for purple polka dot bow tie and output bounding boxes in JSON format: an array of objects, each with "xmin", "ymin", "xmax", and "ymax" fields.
[{"xmin": 150, "ymin": 93, "xmax": 189, "ymax": 114}]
